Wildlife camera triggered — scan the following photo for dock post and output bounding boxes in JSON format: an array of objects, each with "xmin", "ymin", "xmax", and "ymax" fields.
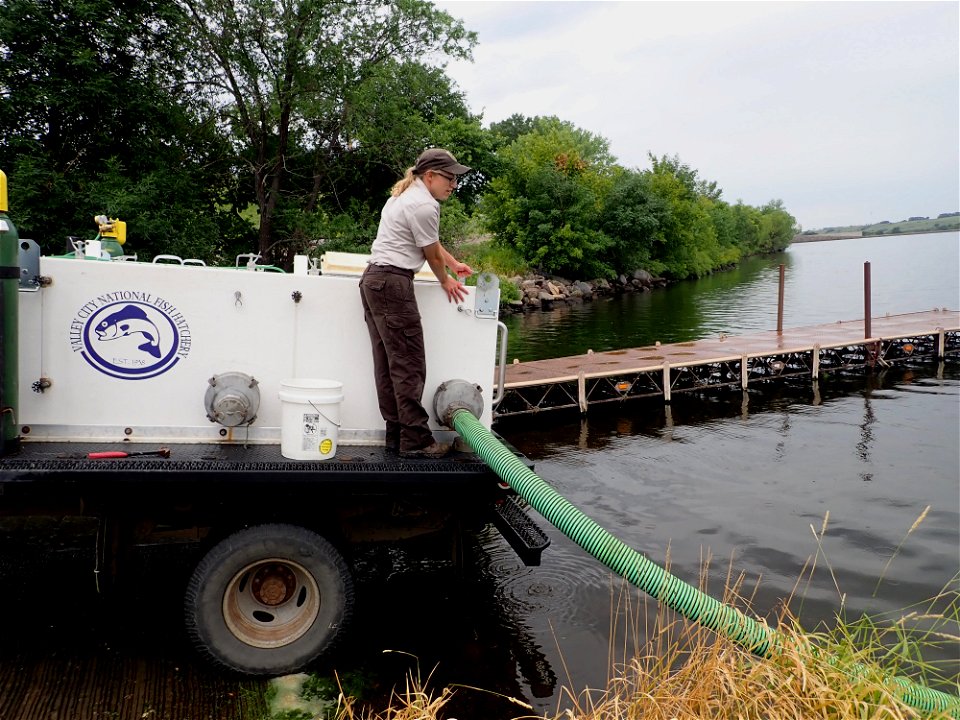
[
  {"xmin": 777, "ymin": 264, "xmax": 785, "ymax": 333},
  {"xmin": 663, "ymin": 362, "xmax": 671, "ymax": 403},
  {"xmin": 937, "ymin": 327, "xmax": 945, "ymax": 360},
  {"xmin": 812, "ymin": 343, "xmax": 821, "ymax": 379},
  {"xmin": 741, "ymin": 355, "xmax": 749, "ymax": 390},
  {"xmin": 863, "ymin": 261, "xmax": 872, "ymax": 339},
  {"xmin": 577, "ymin": 371, "xmax": 588, "ymax": 414}
]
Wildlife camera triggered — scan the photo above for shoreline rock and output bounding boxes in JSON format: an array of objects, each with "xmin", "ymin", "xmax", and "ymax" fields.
[{"xmin": 500, "ymin": 269, "xmax": 669, "ymax": 314}]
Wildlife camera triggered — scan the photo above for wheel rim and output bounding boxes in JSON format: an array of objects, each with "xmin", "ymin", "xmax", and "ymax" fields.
[{"xmin": 222, "ymin": 558, "xmax": 321, "ymax": 649}]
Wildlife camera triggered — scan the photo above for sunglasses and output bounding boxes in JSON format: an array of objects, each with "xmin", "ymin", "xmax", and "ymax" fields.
[{"xmin": 432, "ymin": 170, "xmax": 458, "ymax": 183}]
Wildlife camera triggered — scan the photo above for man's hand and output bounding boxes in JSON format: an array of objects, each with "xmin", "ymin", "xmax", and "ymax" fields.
[{"xmin": 441, "ymin": 276, "xmax": 468, "ymax": 303}]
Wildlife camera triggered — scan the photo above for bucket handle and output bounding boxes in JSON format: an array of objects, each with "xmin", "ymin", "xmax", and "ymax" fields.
[{"xmin": 308, "ymin": 399, "xmax": 342, "ymax": 428}]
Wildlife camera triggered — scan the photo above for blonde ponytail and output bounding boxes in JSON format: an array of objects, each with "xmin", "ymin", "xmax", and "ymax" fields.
[{"xmin": 390, "ymin": 167, "xmax": 418, "ymax": 197}]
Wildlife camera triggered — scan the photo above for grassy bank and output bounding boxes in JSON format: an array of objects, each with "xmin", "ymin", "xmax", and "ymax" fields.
[{"xmin": 453, "ymin": 238, "xmax": 527, "ymax": 304}]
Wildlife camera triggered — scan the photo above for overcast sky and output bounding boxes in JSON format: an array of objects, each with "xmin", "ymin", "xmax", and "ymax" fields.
[{"xmin": 432, "ymin": 1, "xmax": 959, "ymax": 230}]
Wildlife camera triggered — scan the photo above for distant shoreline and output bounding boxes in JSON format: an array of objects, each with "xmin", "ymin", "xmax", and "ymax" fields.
[
  {"xmin": 792, "ymin": 227, "xmax": 958, "ymax": 244},
  {"xmin": 792, "ymin": 232, "xmax": 862, "ymax": 243}
]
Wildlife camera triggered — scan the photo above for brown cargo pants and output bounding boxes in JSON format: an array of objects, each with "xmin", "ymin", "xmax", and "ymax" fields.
[{"xmin": 359, "ymin": 265, "xmax": 435, "ymax": 453}]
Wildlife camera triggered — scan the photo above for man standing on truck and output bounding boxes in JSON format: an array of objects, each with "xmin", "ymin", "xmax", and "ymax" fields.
[{"xmin": 359, "ymin": 148, "xmax": 473, "ymax": 459}]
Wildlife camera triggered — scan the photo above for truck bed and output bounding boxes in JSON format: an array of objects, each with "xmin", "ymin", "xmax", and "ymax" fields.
[
  {"xmin": 0, "ymin": 439, "xmax": 549, "ymax": 567},
  {"xmin": 0, "ymin": 441, "xmax": 507, "ymax": 496}
]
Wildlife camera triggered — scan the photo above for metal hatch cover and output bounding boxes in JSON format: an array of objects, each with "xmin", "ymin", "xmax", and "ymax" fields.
[{"xmin": 474, "ymin": 272, "xmax": 499, "ymax": 319}]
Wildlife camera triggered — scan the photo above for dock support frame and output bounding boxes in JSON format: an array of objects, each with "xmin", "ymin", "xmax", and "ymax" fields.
[{"xmin": 493, "ymin": 329, "xmax": 960, "ymax": 419}]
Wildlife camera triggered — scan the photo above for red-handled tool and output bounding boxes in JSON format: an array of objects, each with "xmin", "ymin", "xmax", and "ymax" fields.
[{"xmin": 87, "ymin": 447, "xmax": 171, "ymax": 459}]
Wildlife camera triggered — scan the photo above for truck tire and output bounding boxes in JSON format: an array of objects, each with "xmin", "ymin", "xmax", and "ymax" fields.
[{"xmin": 184, "ymin": 523, "xmax": 354, "ymax": 675}]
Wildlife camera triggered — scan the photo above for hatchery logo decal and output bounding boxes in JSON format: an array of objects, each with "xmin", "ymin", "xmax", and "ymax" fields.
[{"xmin": 70, "ymin": 292, "xmax": 192, "ymax": 379}]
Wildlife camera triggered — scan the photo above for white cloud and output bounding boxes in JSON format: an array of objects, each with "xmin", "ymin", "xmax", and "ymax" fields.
[{"xmin": 433, "ymin": 0, "xmax": 960, "ymax": 229}]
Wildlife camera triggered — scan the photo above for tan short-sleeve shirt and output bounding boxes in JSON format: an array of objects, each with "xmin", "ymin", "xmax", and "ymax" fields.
[{"xmin": 368, "ymin": 178, "xmax": 439, "ymax": 271}]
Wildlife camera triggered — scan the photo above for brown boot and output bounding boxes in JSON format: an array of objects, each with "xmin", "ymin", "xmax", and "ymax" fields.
[
  {"xmin": 385, "ymin": 432, "xmax": 401, "ymax": 453},
  {"xmin": 399, "ymin": 441, "xmax": 452, "ymax": 459}
]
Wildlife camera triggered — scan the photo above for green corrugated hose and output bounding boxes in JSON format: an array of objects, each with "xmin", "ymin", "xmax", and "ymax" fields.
[{"xmin": 451, "ymin": 409, "xmax": 960, "ymax": 718}]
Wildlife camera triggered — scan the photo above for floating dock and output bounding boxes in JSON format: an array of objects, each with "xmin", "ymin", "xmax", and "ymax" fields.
[{"xmin": 494, "ymin": 309, "xmax": 959, "ymax": 418}]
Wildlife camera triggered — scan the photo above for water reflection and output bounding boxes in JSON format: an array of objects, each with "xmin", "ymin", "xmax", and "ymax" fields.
[
  {"xmin": 495, "ymin": 372, "xmax": 883, "ymax": 458},
  {"xmin": 857, "ymin": 389, "xmax": 875, "ymax": 470},
  {"xmin": 344, "ymin": 536, "xmax": 563, "ymax": 716}
]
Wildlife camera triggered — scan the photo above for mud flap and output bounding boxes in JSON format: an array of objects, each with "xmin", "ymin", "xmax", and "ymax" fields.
[{"xmin": 490, "ymin": 496, "xmax": 550, "ymax": 566}]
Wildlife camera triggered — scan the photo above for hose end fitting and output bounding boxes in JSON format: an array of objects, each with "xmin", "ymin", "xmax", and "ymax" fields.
[{"xmin": 434, "ymin": 379, "xmax": 484, "ymax": 426}]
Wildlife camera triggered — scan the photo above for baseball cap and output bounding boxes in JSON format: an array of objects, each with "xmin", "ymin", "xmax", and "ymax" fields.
[{"xmin": 414, "ymin": 148, "xmax": 471, "ymax": 176}]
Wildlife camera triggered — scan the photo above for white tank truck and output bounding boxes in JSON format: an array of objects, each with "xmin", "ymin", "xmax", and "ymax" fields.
[{"xmin": 0, "ymin": 171, "xmax": 548, "ymax": 675}]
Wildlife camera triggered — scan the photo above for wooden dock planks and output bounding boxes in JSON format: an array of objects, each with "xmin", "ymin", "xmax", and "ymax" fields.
[{"xmin": 502, "ymin": 310, "xmax": 959, "ymax": 388}]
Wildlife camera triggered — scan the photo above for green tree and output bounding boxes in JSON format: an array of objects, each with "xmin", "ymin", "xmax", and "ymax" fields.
[
  {"xmin": 262, "ymin": 58, "xmax": 494, "ymax": 256},
  {"xmin": 707, "ymin": 200, "xmax": 743, "ymax": 268},
  {"xmin": 305, "ymin": 60, "xmax": 493, "ymax": 215},
  {"xmin": 729, "ymin": 202, "xmax": 762, "ymax": 254},
  {"xmin": 178, "ymin": 0, "xmax": 475, "ymax": 262},
  {"xmin": 0, "ymin": 0, "xmax": 241, "ymax": 258},
  {"xmin": 757, "ymin": 199, "xmax": 797, "ymax": 252},
  {"xmin": 645, "ymin": 160, "xmax": 722, "ymax": 279},
  {"xmin": 482, "ymin": 117, "xmax": 616, "ymax": 277},
  {"xmin": 488, "ymin": 113, "xmax": 539, "ymax": 147},
  {"xmin": 599, "ymin": 169, "xmax": 668, "ymax": 274},
  {"xmin": 649, "ymin": 153, "xmax": 722, "ymax": 201}
]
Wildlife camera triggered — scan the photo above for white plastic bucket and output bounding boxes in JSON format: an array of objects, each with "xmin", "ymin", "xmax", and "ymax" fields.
[{"xmin": 278, "ymin": 379, "xmax": 344, "ymax": 460}]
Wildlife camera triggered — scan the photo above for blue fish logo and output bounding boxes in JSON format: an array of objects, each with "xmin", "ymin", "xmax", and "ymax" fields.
[{"xmin": 95, "ymin": 304, "xmax": 162, "ymax": 358}]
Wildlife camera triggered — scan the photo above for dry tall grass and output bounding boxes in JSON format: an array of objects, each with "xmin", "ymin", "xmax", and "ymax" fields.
[
  {"xmin": 326, "ymin": 606, "xmax": 957, "ymax": 719},
  {"xmin": 323, "ymin": 578, "xmax": 957, "ymax": 720},
  {"xmin": 546, "ymin": 550, "xmax": 957, "ymax": 720},
  {"xmin": 322, "ymin": 529, "xmax": 959, "ymax": 720}
]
